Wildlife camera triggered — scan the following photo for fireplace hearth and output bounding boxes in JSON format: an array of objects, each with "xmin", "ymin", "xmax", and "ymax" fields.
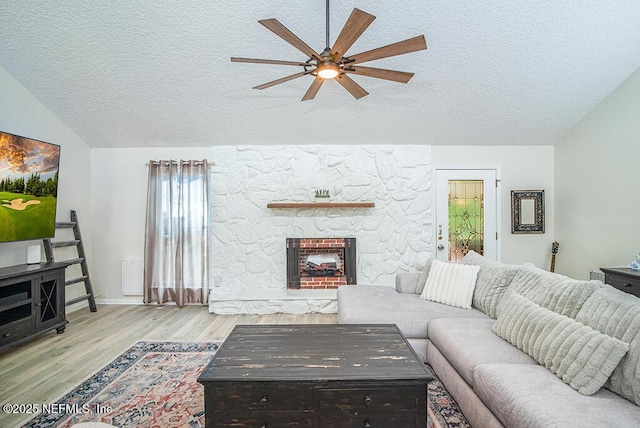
[{"xmin": 286, "ymin": 238, "xmax": 356, "ymax": 289}]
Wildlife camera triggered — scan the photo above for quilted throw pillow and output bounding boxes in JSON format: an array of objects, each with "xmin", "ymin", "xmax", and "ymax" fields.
[
  {"xmin": 493, "ymin": 290, "xmax": 630, "ymax": 395},
  {"xmin": 420, "ymin": 259, "xmax": 480, "ymax": 309}
]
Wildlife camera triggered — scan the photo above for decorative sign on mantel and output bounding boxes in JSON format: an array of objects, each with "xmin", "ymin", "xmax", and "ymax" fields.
[{"xmin": 267, "ymin": 202, "xmax": 375, "ymax": 209}]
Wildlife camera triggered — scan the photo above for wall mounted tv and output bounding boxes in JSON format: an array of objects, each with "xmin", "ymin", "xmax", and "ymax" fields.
[{"xmin": 0, "ymin": 131, "xmax": 61, "ymax": 243}]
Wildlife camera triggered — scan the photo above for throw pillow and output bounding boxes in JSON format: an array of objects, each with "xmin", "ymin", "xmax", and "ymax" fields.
[
  {"xmin": 575, "ymin": 286, "xmax": 640, "ymax": 406},
  {"xmin": 420, "ymin": 259, "xmax": 480, "ymax": 309},
  {"xmin": 493, "ymin": 290, "xmax": 630, "ymax": 395},
  {"xmin": 504, "ymin": 264, "xmax": 603, "ymax": 319},
  {"xmin": 460, "ymin": 250, "xmax": 520, "ymax": 318},
  {"xmin": 415, "ymin": 258, "xmax": 434, "ymax": 294}
]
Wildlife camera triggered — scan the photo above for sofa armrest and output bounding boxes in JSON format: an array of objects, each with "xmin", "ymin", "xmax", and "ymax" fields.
[{"xmin": 396, "ymin": 273, "xmax": 421, "ymax": 294}]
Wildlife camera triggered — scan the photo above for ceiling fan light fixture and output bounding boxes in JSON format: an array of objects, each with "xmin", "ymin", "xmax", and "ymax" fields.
[
  {"xmin": 232, "ymin": 1, "xmax": 427, "ymax": 100},
  {"xmin": 316, "ymin": 62, "xmax": 340, "ymax": 79}
]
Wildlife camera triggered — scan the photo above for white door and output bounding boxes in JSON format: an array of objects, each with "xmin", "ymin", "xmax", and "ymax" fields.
[{"xmin": 435, "ymin": 169, "xmax": 499, "ymax": 261}]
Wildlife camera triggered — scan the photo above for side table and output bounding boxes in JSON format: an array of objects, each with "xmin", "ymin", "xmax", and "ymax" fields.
[{"xmin": 601, "ymin": 267, "xmax": 640, "ymax": 298}]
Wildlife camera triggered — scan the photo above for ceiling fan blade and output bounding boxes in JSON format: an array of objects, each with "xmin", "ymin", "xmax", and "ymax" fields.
[
  {"xmin": 253, "ymin": 72, "xmax": 309, "ymax": 90},
  {"xmin": 231, "ymin": 57, "xmax": 310, "ymax": 67},
  {"xmin": 336, "ymin": 75, "xmax": 369, "ymax": 99},
  {"xmin": 347, "ymin": 35, "xmax": 427, "ymax": 64},
  {"xmin": 259, "ymin": 18, "xmax": 322, "ymax": 61},
  {"xmin": 330, "ymin": 8, "xmax": 376, "ymax": 58},
  {"xmin": 345, "ymin": 66, "xmax": 415, "ymax": 83},
  {"xmin": 302, "ymin": 77, "xmax": 325, "ymax": 101}
]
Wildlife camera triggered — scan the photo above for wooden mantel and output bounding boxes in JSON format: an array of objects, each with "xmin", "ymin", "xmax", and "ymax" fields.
[{"xmin": 267, "ymin": 201, "xmax": 375, "ymax": 209}]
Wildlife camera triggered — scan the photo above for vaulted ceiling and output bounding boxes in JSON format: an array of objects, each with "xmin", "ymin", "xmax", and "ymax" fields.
[{"xmin": 1, "ymin": 1, "xmax": 639, "ymax": 148}]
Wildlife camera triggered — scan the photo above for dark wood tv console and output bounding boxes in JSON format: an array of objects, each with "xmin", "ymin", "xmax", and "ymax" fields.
[{"xmin": 0, "ymin": 262, "xmax": 68, "ymax": 352}]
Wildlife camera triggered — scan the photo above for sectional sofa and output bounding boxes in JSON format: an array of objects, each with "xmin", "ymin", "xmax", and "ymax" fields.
[{"xmin": 337, "ymin": 251, "xmax": 640, "ymax": 427}]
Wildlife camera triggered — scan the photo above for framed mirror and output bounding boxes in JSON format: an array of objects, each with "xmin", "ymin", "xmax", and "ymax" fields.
[{"xmin": 511, "ymin": 190, "xmax": 544, "ymax": 233}]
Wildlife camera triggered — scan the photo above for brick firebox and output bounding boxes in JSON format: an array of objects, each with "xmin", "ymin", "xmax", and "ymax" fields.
[{"xmin": 286, "ymin": 238, "xmax": 356, "ymax": 289}]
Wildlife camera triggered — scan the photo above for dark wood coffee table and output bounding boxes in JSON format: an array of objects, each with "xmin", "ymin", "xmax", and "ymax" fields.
[{"xmin": 198, "ymin": 324, "xmax": 431, "ymax": 427}]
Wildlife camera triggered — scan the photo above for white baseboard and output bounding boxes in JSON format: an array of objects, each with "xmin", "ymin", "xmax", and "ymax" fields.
[
  {"xmin": 66, "ymin": 298, "xmax": 144, "ymax": 313},
  {"xmin": 95, "ymin": 298, "xmax": 144, "ymax": 305}
]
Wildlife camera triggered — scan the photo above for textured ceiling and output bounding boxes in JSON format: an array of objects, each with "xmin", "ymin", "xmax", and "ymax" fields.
[{"xmin": 1, "ymin": 1, "xmax": 639, "ymax": 148}]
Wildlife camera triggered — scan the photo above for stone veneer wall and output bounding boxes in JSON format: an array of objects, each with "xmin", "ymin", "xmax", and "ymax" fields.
[{"xmin": 210, "ymin": 145, "xmax": 433, "ymax": 294}]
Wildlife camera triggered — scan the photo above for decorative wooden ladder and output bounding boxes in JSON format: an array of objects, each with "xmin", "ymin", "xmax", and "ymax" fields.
[{"xmin": 43, "ymin": 210, "xmax": 97, "ymax": 312}]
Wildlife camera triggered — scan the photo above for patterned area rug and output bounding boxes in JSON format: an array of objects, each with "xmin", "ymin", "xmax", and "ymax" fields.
[{"xmin": 23, "ymin": 341, "xmax": 470, "ymax": 428}]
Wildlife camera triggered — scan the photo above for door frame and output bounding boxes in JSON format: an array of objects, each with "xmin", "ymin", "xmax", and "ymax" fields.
[{"xmin": 433, "ymin": 165, "xmax": 502, "ymax": 261}]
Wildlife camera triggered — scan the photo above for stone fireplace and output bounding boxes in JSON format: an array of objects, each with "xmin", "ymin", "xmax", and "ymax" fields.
[
  {"xmin": 208, "ymin": 144, "xmax": 432, "ymax": 315},
  {"xmin": 286, "ymin": 238, "xmax": 356, "ymax": 289}
]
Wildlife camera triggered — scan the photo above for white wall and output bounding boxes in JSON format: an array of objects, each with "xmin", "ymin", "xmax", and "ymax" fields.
[
  {"xmin": 432, "ymin": 146, "xmax": 555, "ymax": 269},
  {"xmin": 91, "ymin": 144, "xmax": 556, "ymax": 302},
  {"xmin": 555, "ymin": 67, "xmax": 640, "ymax": 279},
  {"xmin": 0, "ymin": 66, "xmax": 92, "ymax": 275}
]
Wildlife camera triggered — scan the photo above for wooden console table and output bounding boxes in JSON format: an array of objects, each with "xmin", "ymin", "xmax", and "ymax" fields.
[
  {"xmin": 0, "ymin": 262, "xmax": 68, "ymax": 352},
  {"xmin": 198, "ymin": 324, "xmax": 431, "ymax": 427}
]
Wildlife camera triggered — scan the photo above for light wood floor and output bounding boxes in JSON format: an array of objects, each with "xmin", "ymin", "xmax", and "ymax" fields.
[{"xmin": 0, "ymin": 305, "xmax": 337, "ymax": 427}]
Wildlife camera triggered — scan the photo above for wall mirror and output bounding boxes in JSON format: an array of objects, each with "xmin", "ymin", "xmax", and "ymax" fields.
[{"xmin": 511, "ymin": 190, "xmax": 545, "ymax": 233}]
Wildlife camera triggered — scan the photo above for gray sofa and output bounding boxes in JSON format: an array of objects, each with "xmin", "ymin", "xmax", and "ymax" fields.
[{"xmin": 337, "ymin": 252, "xmax": 640, "ymax": 427}]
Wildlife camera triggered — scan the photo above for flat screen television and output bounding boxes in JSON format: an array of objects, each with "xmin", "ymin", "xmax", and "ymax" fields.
[{"xmin": 0, "ymin": 131, "xmax": 61, "ymax": 243}]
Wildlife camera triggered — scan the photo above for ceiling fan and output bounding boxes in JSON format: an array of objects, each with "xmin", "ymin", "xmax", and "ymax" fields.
[{"xmin": 231, "ymin": 0, "xmax": 427, "ymax": 101}]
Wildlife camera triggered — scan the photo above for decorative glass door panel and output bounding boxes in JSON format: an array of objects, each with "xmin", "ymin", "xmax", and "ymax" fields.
[
  {"xmin": 436, "ymin": 169, "xmax": 498, "ymax": 261},
  {"xmin": 449, "ymin": 180, "xmax": 484, "ymax": 261}
]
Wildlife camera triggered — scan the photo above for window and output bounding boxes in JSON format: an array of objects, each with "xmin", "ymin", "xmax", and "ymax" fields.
[{"xmin": 144, "ymin": 160, "xmax": 209, "ymax": 305}]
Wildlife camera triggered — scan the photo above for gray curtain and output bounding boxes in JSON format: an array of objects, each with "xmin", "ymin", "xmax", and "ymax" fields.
[{"xmin": 144, "ymin": 160, "xmax": 209, "ymax": 305}]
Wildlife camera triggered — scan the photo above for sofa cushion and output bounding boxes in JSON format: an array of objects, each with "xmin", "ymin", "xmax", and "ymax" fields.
[
  {"xmin": 395, "ymin": 272, "xmax": 422, "ymax": 294},
  {"xmin": 427, "ymin": 344, "xmax": 504, "ymax": 428},
  {"xmin": 461, "ymin": 250, "xmax": 520, "ymax": 318},
  {"xmin": 494, "ymin": 291, "xmax": 629, "ymax": 395},
  {"xmin": 420, "ymin": 259, "xmax": 480, "ymax": 309},
  {"xmin": 575, "ymin": 285, "xmax": 640, "ymax": 406},
  {"xmin": 504, "ymin": 264, "xmax": 603, "ymax": 319},
  {"xmin": 428, "ymin": 318, "xmax": 536, "ymax": 387},
  {"xmin": 337, "ymin": 284, "xmax": 489, "ymax": 339},
  {"xmin": 473, "ymin": 363, "xmax": 640, "ymax": 428}
]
